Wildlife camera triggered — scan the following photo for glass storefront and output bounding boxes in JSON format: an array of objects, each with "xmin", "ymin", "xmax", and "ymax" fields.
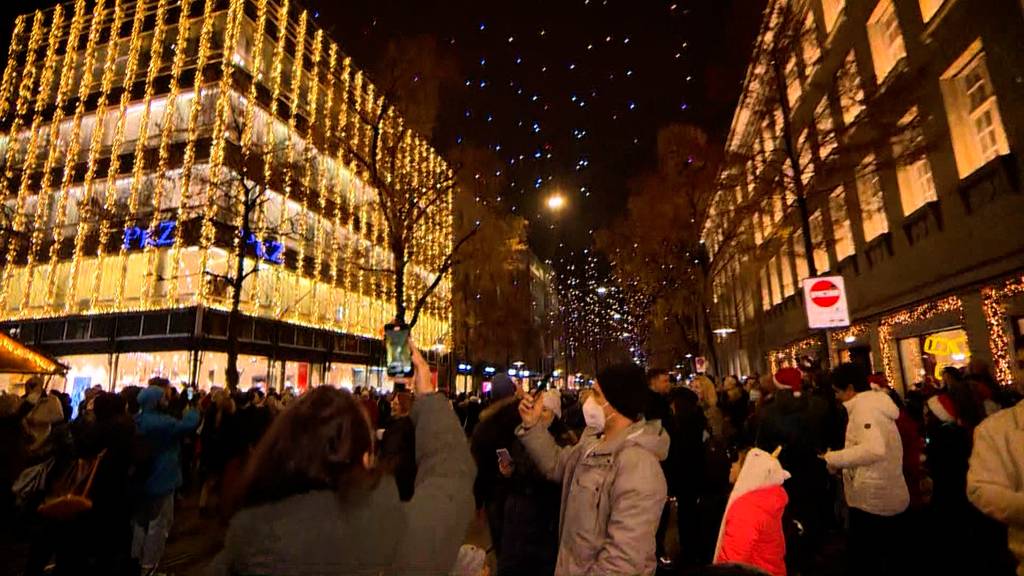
[{"xmin": 898, "ymin": 327, "xmax": 970, "ymax": 386}]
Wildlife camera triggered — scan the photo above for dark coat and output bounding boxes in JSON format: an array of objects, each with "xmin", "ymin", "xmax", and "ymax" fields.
[
  {"xmin": 380, "ymin": 415, "xmax": 416, "ymax": 502},
  {"xmin": 209, "ymin": 393, "xmax": 475, "ymax": 576}
]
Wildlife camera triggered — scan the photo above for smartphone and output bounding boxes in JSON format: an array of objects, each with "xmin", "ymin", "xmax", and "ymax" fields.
[
  {"xmin": 384, "ymin": 322, "xmax": 414, "ymax": 377},
  {"xmin": 496, "ymin": 448, "xmax": 513, "ymax": 467}
]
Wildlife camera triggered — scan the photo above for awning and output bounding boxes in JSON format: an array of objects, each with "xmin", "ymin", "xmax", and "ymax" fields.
[{"xmin": 0, "ymin": 331, "xmax": 64, "ymax": 375}]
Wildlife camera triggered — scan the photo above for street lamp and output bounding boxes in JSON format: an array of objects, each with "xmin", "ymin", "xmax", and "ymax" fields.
[
  {"xmin": 712, "ymin": 327, "xmax": 736, "ymax": 336},
  {"xmin": 546, "ymin": 192, "xmax": 566, "ymax": 211}
]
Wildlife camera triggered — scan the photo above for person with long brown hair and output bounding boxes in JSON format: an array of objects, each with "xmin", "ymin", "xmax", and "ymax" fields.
[{"xmin": 208, "ymin": 344, "xmax": 475, "ymax": 576}]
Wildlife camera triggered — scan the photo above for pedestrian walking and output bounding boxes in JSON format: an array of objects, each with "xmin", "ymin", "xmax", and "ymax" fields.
[{"xmin": 517, "ymin": 362, "xmax": 669, "ymax": 576}]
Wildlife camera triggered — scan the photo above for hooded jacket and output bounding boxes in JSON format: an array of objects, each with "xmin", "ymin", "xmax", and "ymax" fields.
[
  {"xmin": 824, "ymin": 390, "xmax": 909, "ymax": 516},
  {"xmin": 517, "ymin": 417, "xmax": 669, "ymax": 576},
  {"xmin": 714, "ymin": 448, "xmax": 790, "ymax": 576},
  {"xmin": 135, "ymin": 386, "xmax": 200, "ymax": 497}
]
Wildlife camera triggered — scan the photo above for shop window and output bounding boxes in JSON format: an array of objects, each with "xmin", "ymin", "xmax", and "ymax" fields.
[
  {"xmin": 856, "ymin": 156, "xmax": 889, "ymax": 242},
  {"xmin": 838, "ymin": 50, "xmax": 865, "ymax": 126},
  {"xmin": 898, "ymin": 328, "xmax": 970, "ymax": 387},
  {"xmin": 919, "ymin": 0, "xmax": 945, "ymax": 22},
  {"xmin": 940, "ymin": 40, "xmax": 1010, "ymax": 178},
  {"xmin": 809, "ymin": 210, "xmax": 829, "ymax": 273},
  {"xmin": 867, "ymin": 0, "xmax": 907, "ymax": 82},
  {"xmin": 828, "ymin": 187, "xmax": 855, "ymax": 261},
  {"xmin": 821, "ymin": 0, "xmax": 845, "ymax": 34}
]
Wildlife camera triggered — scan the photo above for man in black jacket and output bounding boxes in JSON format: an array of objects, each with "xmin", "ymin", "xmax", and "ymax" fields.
[{"xmin": 644, "ymin": 369, "xmax": 684, "ymax": 567}]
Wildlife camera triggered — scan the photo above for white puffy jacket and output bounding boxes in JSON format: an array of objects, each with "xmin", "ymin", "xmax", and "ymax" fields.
[
  {"xmin": 967, "ymin": 400, "xmax": 1024, "ymax": 575},
  {"xmin": 824, "ymin": 390, "xmax": 909, "ymax": 516}
]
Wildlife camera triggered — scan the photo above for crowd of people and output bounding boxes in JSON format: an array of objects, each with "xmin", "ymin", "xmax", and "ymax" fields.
[{"xmin": 1, "ymin": 348, "xmax": 1024, "ymax": 576}]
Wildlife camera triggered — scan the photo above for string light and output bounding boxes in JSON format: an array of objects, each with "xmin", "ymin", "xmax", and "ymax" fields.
[
  {"xmin": 878, "ymin": 296, "xmax": 963, "ymax": 389},
  {"xmin": 142, "ymin": 0, "xmax": 194, "ymax": 308},
  {"xmin": 0, "ymin": 8, "xmax": 61, "ymax": 313},
  {"xmin": 983, "ymin": 274, "xmax": 1024, "ymax": 386},
  {"xmin": 0, "ymin": 14, "xmax": 26, "ymax": 123},
  {"xmin": 0, "ymin": 0, "xmax": 452, "ymax": 348},
  {"xmin": 114, "ymin": 0, "xmax": 169, "ymax": 309},
  {"xmin": 45, "ymin": 0, "xmax": 108, "ymax": 313},
  {"xmin": 65, "ymin": 0, "xmax": 125, "ymax": 313},
  {"xmin": 24, "ymin": 0, "xmax": 86, "ymax": 313},
  {"xmin": 164, "ymin": 0, "xmax": 218, "ymax": 308}
]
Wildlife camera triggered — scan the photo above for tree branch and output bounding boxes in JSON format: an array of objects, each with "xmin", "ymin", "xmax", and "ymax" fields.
[{"xmin": 408, "ymin": 224, "xmax": 479, "ymax": 328}]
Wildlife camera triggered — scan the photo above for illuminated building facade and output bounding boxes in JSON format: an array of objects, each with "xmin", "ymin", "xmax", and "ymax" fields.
[
  {"xmin": 0, "ymin": 0, "xmax": 452, "ymax": 394},
  {"xmin": 704, "ymin": 0, "xmax": 1024, "ymax": 391}
]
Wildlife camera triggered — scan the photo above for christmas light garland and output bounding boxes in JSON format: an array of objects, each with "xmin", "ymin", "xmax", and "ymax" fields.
[
  {"xmin": 983, "ymin": 274, "xmax": 1024, "ymax": 386},
  {"xmin": 0, "ymin": 0, "xmax": 451, "ymax": 350},
  {"xmin": 878, "ymin": 295, "xmax": 963, "ymax": 389}
]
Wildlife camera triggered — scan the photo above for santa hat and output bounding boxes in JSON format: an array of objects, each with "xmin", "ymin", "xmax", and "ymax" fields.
[
  {"xmin": 773, "ymin": 367, "xmax": 803, "ymax": 396},
  {"xmin": 927, "ymin": 394, "xmax": 958, "ymax": 424},
  {"xmin": 868, "ymin": 373, "xmax": 889, "ymax": 391}
]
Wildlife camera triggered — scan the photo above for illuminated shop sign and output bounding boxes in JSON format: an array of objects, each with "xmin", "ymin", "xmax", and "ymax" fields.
[
  {"xmin": 122, "ymin": 221, "xmax": 284, "ymax": 265},
  {"xmin": 123, "ymin": 220, "xmax": 175, "ymax": 249}
]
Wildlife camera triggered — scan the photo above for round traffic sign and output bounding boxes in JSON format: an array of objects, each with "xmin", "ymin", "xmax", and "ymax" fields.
[{"xmin": 809, "ymin": 280, "xmax": 841, "ymax": 308}]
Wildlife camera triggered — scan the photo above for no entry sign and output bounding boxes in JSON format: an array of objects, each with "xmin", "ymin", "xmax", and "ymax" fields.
[{"xmin": 803, "ymin": 276, "xmax": 850, "ymax": 329}]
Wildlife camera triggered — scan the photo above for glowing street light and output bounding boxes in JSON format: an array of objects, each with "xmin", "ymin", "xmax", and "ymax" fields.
[{"xmin": 546, "ymin": 192, "xmax": 566, "ymax": 211}]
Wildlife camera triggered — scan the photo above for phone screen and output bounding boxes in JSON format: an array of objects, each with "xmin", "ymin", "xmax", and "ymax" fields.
[
  {"xmin": 384, "ymin": 323, "xmax": 414, "ymax": 377},
  {"xmin": 496, "ymin": 448, "xmax": 513, "ymax": 466}
]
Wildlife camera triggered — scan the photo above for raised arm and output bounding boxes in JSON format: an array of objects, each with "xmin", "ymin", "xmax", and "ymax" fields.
[
  {"xmin": 396, "ymin": 346, "xmax": 476, "ymax": 575},
  {"xmin": 514, "ymin": 392, "xmax": 580, "ymax": 483}
]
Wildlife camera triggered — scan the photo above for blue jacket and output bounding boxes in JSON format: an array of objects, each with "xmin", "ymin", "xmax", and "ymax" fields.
[{"xmin": 135, "ymin": 386, "xmax": 200, "ymax": 497}]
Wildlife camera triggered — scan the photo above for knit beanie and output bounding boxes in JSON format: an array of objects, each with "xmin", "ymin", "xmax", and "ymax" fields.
[
  {"xmin": 491, "ymin": 373, "xmax": 516, "ymax": 400},
  {"xmin": 596, "ymin": 363, "xmax": 647, "ymax": 421}
]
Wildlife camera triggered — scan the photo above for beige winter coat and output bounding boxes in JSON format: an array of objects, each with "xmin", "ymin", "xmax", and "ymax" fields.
[
  {"xmin": 518, "ymin": 418, "xmax": 669, "ymax": 576},
  {"xmin": 968, "ymin": 400, "xmax": 1024, "ymax": 575}
]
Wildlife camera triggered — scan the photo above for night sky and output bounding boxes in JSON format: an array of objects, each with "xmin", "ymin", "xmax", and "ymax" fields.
[{"xmin": 0, "ymin": 0, "xmax": 764, "ymax": 263}]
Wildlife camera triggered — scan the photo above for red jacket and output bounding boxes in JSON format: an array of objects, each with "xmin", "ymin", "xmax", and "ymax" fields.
[{"xmin": 715, "ymin": 485, "xmax": 788, "ymax": 576}]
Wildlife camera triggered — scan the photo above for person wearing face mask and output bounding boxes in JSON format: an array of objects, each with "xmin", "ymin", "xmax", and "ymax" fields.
[{"xmin": 517, "ymin": 363, "xmax": 670, "ymax": 576}]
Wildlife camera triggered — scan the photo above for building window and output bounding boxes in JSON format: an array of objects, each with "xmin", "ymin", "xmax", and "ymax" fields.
[
  {"xmin": 829, "ymin": 187, "xmax": 855, "ymax": 260},
  {"xmin": 781, "ymin": 242, "xmax": 796, "ymax": 298},
  {"xmin": 919, "ymin": 0, "xmax": 945, "ymax": 22},
  {"xmin": 754, "ymin": 210, "xmax": 764, "ymax": 245},
  {"xmin": 838, "ymin": 50, "xmax": 865, "ymax": 126},
  {"xmin": 856, "ymin": 156, "xmax": 890, "ymax": 242},
  {"xmin": 821, "ymin": 0, "xmax": 845, "ymax": 34},
  {"xmin": 768, "ymin": 256, "xmax": 782, "ymax": 306},
  {"xmin": 940, "ymin": 40, "xmax": 1010, "ymax": 178},
  {"xmin": 798, "ymin": 128, "xmax": 814, "ymax": 185},
  {"xmin": 867, "ymin": 0, "xmax": 907, "ymax": 82},
  {"xmin": 809, "ymin": 210, "xmax": 829, "ymax": 274},
  {"xmin": 793, "ymin": 229, "xmax": 810, "ymax": 282},
  {"xmin": 786, "ymin": 55, "xmax": 802, "ymax": 107},
  {"xmin": 815, "ymin": 97, "xmax": 838, "ymax": 158},
  {"xmin": 761, "ymin": 266, "xmax": 773, "ymax": 310},
  {"xmin": 802, "ymin": 12, "xmax": 821, "ymax": 71},
  {"xmin": 894, "ymin": 108, "xmax": 938, "ymax": 215}
]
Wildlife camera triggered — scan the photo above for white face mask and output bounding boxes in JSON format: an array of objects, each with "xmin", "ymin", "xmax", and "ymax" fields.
[{"xmin": 583, "ymin": 396, "xmax": 607, "ymax": 432}]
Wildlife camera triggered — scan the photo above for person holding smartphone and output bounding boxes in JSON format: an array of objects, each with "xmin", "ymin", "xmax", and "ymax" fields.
[
  {"xmin": 209, "ymin": 342, "xmax": 475, "ymax": 576},
  {"xmin": 517, "ymin": 363, "xmax": 669, "ymax": 576}
]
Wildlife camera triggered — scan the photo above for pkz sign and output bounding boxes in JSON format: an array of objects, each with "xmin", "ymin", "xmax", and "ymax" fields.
[{"xmin": 122, "ymin": 221, "xmax": 284, "ymax": 265}]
